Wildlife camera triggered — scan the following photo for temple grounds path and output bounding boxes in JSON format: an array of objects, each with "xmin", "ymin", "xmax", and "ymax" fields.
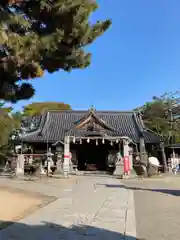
[
  {"xmin": 0, "ymin": 175, "xmax": 136, "ymax": 239},
  {"xmin": 122, "ymin": 176, "xmax": 180, "ymax": 240}
]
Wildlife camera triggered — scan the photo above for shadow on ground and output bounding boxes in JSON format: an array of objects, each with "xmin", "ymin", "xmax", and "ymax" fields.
[
  {"xmin": 97, "ymin": 183, "xmax": 180, "ymax": 197},
  {"xmin": 0, "ymin": 221, "xmax": 145, "ymax": 240}
]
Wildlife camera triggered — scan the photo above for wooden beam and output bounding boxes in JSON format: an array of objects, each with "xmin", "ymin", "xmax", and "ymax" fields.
[{"xmin": 68, "ymin": 136, "xmax": 127, "ymax": 140}]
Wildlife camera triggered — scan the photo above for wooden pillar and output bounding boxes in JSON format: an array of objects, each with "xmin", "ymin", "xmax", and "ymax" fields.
[
  {"xmin": 16, "ymin": 154, "xmax": 25, "ymax": 176},
  {"xmin": 160, "ymin": 142, "xmax": 167, "ymax": 172},
  {"xmin": 63, "ymin": 136, "xmax": 70, "ymax": 178}
]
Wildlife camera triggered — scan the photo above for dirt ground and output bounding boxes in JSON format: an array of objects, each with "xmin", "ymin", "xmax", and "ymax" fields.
[{"xmin": 0, "ymin": 186, "xmax": 55, "ymax": 229}]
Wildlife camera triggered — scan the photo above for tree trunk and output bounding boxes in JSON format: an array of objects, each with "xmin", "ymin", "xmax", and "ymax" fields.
[{"xmin": 160, "ymin": 142, "xmax": 167, "ymax": 172}]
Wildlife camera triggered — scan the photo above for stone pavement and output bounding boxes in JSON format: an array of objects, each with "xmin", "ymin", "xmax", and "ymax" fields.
[
  {"xmin": 123, "ymin": 178, "xmax": 180, "ymax": 240},
  {"xmin": 0, "ymin": 176, "xmax": 136, "ymax": 239}
]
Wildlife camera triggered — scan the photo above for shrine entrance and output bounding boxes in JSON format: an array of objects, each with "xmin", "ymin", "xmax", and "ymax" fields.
[
  {"xmin": 76, "ymin": 139, "xmax": 118, "ymax": 171},
  {"xmin": 77, "ymin": 142, "xmax": 106, "ymax": 171},
  {"xmin": 62, "ymin": 135, "xmax": 133, "ymax": 176}
]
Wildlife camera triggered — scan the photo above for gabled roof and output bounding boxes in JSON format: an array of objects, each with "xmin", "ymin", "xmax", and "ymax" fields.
[
  {"xmin": 22, "ymin": 110, "xmax": 163, "ymax": 144},
  {"xmin": 69, "ymin": 110, "xmax": 116, "ymax": 134}
]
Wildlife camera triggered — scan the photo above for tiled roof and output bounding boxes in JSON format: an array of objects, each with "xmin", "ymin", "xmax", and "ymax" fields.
[
  {"xmin": 22, "ymin": 110, "xmax": 162, "ymax": 144},
  {"xmin": 22, "ymin": 115, "xmax": 42, "ymax": 131}
]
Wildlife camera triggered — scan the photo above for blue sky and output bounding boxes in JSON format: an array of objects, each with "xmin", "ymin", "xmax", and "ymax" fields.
[{"xmin": 13, "ymin": 0, "xmax": 180, "ymax": 111}]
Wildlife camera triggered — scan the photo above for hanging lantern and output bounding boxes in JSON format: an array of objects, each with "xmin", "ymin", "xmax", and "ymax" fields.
[
  {"xmin": 110, "ymin": 141, "xmax": 113, "ymax": 146},
  {"xmin": 116, "ymin": 139, "xmax": 119, "ymax": 143},
  {"xmin": 102, "ymin": 138, "xmax": 105, "ymax": 144},
  {"xmin": 80, "ymin": 139, "xmax": 82, "ymax": 144},
  {"xmin": 87, "ymin": 138, "xmax": 90, "ymax": 143},
  {"xmin": 73, "ymin": 136, "xmax": 76, "ymax": 143},
  {"xmin": 96, "ymin": 139, "xmax": 98, "ymax": 145}
]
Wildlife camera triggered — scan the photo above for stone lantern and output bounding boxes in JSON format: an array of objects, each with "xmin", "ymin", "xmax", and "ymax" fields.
[{"xmin": 45, "ymin": 148, "xmax": 54, "ymax": 175}]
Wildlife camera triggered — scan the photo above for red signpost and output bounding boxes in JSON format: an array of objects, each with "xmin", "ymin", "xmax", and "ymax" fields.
[{"xmin": 124, "ymin": 156, "xmax": 130, "ymax": 174}]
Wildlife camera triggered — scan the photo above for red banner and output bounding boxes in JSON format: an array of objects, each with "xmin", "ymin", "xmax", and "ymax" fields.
[
  {"xmin": 64, "ymin": 152, "xmax": 72, "ymax": 159},
  {"xmin": 124, "ymin": 156, "xmax": 130, "ymax": 173}
]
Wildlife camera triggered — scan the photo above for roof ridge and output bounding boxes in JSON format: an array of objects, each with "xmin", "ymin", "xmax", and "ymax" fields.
[
  {"xmin": 132, "ymin": 112, "xmax": 144, "ymax": 138},
  {"xmin": 44, "ymin": 110, "xmax": 135, "ymax": 115}
]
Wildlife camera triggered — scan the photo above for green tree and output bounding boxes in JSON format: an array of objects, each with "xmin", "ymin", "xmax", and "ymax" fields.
[
  {"xmin": 141, "ymin": 100, "xmax": 169, "ymax": 135},
  {"xmin": 0, "ymin": 107, "xmax": 13, "ymax": 147},
  {"xmin": 136, "ymin": 91, "xmax": 180, "ymax": 144},
  {"xmin": 0, "ymin": 104, "xmax": 19, "ymax": 162},
  {"xmin": 0, "ymin": 101, "xmax": 22, "ymax": 152},
  {"xmin": 23, "ymin": 102, "xmax": 72, "ymax": 117},
  {"xmin": 0, "ymin": 0, "xmax": 111, "ymax": 102}
]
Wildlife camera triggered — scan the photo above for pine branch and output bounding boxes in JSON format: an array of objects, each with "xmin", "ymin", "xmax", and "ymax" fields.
[{"xmin": 0, "ymin": 0, "xmax": 111, "ymax": 102}]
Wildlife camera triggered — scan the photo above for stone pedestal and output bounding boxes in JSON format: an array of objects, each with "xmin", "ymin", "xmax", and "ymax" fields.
[
  {"xmin": 47, "ymin": 161, "xmax": 52, "ymax": 173},
  {"xmin": 40, "ymin": 166, "xmax": 46, "ymax": 175},
  {"xmin": 16, "ymin": 154, "xmax": 25, "ymax": 176},
  {"xmin": 45, "ymin": 158, "xmax": 53, "ymax": 174},
  {"xmin": 56, "ymin": 154, "xmax": 63, "ymax": 173},
  {"xmin": 114, "ymin": 165, "xmax": 124, "ymax": 176}
]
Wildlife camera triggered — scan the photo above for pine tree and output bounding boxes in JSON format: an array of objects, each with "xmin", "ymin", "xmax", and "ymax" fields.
[{"xmin": 0, "ymin": 0, "xmax": 111, "ymax": 102}]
